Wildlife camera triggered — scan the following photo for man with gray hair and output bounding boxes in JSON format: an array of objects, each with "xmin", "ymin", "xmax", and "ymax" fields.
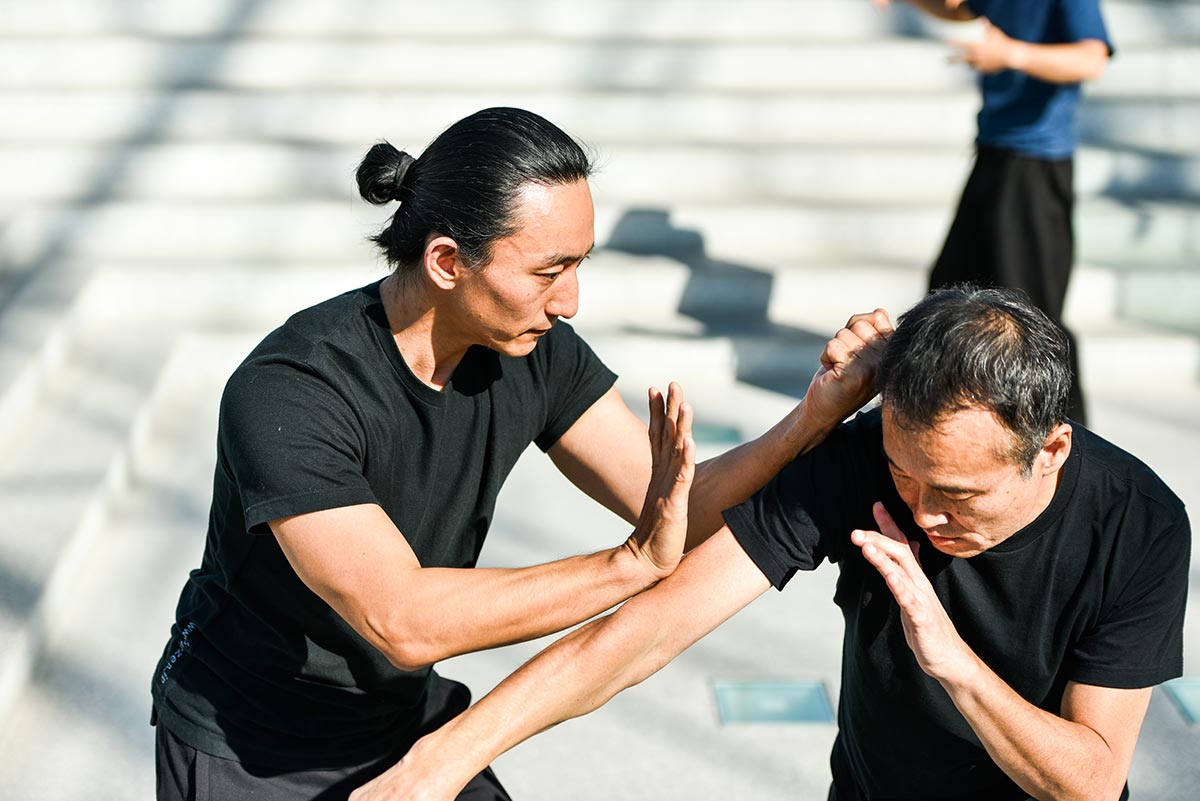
[{"xmin": 355, "ymin": 286, "xmax": 1190, "ymax": 801}]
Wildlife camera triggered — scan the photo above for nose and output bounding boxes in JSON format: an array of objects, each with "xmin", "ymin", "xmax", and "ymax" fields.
[
  {"xmin": 546, "ymin": 266, "xmax": 579, "ymax": 320},
  {"xmin": 911, "ymin": 487, "xmax": 950, "ymax": 530}
]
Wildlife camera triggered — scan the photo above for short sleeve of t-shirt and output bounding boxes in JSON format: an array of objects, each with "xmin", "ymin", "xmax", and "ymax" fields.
[
  {"xmin": 219, "ymin": 354, "xmax": 377, "ymax": 534},
  {"xmin": 1070, "ymin": 510, "xmax": 1192, "ymax": 688},
  {"xmin": 966, "ymin": 0, "xmax": 1111, "ymax": 48},
  {"xmin": 531, "ymin": 321, "xmax": 618, "ymax": 452},
  {"xmin": 1058, "ymin": 0, "xmax": 1111, "ymax": 50},
  {"xmin": 723, "ymin": 411, "xmax": 884, "ymax": 590}
]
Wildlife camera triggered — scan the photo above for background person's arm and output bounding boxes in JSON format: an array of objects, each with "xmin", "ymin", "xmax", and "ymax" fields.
[
  {"xmin": 350, "ymin": 527, "xmax": 773, "ymax": 801},
  {"xmin": 878, "ymin": 1, "xmax": 1109, "ymax": 83},
  {"xmin": 549, "ymin": 310, "xmax": 892, "ymax": 549},
  {"xmin": 950, "ymin": 26, "xmax": 1108, "ymax": 82},
  {"xmin": 854, "ymin": 504, "xmax": 1152, "ymax": 801},
  {"xmin": 272, "ymin": 385, "xmax": 695, "ymax": 672}
]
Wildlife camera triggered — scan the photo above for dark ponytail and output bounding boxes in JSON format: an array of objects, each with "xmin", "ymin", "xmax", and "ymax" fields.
[{"xmin": 357, "ymin": 107, "xmax": 594, "ymax": 274}]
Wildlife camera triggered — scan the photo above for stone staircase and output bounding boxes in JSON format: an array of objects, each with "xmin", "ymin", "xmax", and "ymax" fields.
[{"xmin": 0, "ymin": 1, "xmax": 1197, "ymax": 798}]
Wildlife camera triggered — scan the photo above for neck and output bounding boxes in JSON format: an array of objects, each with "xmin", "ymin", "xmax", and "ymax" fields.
[{"xmin": 380, "ymin": 273, "xmax": 470, "ymax": 390}]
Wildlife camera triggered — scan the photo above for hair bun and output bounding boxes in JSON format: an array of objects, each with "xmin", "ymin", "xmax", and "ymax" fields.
[{"xmin": 356, "ymin": 141, "xmax": 416, "ymax": 205}]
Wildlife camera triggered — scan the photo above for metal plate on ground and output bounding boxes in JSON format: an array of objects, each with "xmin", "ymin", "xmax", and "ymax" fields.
[
  {"xmin": 713, "ymin": 680, "xmax": 835, "ymax": 724},
  {"xmin": 1164, "ymin": 678, "xmax": 1200, "ymax": 725}
]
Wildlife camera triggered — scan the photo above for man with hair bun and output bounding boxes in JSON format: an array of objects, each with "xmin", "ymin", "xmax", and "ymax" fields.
[
  {"xmin": 148, "ymin": 107, "xmax": 891, "ymax": 800},
  {"xmin": 369, "ymin": 286, "xmax": 1190, "ymax": 801}
]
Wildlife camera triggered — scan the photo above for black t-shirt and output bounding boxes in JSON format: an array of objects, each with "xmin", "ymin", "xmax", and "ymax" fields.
[
  {"xmin": 151, "ymin": 280, "xmax": 616, "ymax": 769},
  {"xmin": 724, "ymin": 408, "xmax": 1190, "ymax": 801}
]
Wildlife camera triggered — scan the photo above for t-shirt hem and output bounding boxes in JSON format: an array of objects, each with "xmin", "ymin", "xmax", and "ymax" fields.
[
  {"xmin": 534, "ymin": 369, "xmax": 617, "ymax": 451},
  {"xmin": 1069, "ymin": 663, "xmax": 1183, "ymax": 690},
  {"xmin": 722, "ymin": 505, "xmax": 791, "ymax": 590},
  {"xmin": 974, "ymin": 138, "xmax": 1076, "ymax": 162},
  {"xmin": 244, "ymin": 487, "xmax": 380, "ymax": 534},
  {"xmin": 152, "ymin": 699, "xmax": 401, "ymax": 770}
]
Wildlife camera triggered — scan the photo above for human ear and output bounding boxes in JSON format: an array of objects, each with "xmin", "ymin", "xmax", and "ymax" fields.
[
  {"xmin": 423, "ymin": 236, "xmax": 464, "ymax": 290},
  {"xmin": 1038, "ymin": 423, "xmax": 1073, "ymax": 475}
]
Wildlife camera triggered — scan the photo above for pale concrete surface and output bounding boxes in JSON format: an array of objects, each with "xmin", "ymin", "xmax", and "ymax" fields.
[
  {"xmin": 0, "ymin": 329, "xmax": 1196, "ymax": 800},
  {"xmin": 0, "ymin": 0, "xmax": 1197, "ymax": 798}
]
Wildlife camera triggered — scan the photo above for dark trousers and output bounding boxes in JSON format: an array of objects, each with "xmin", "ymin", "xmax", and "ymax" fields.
[
  {"xmin": 929, "ymin": 147, "xmax": 1087, "ymax": 425},
  {"xmin": 154, "ymin": 679, "xmax": 512, "ymax": 801}
]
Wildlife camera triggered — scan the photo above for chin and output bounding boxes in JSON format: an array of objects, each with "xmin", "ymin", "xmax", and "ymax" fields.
[
  {"xmin": 492, "ymin": 337, "xmax": 541, "ymax": 357},
  {"xmin": 925, "ymin": 532, "xmax": 986, "ymax": 558}
]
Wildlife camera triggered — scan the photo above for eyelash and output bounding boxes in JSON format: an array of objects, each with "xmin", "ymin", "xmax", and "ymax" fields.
[{"xmin": 543, "ymin": 257, "xmax": 587, "ymax": 281}]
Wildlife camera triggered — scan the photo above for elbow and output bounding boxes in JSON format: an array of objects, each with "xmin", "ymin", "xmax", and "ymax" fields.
[
  {"xmin": 1079, "ymin": 42, "xmax": 1110, "ymax": 82},
  {"xmin": 1081, "ymin": 58, "xmax": 1107, "ymax": 82},
  {"xmin": 365, "ymin": 614, "xmax": 440, "ymax": 672},
  {"xmin": 1055, "ymin": 770, "xmax": 1126, "ymax": 801},
  {"xmin": 1094, "ymin": 773, "xmax": 1128, "ymax": 801},
  {"xmin": 381, "ymin": 646, "xmax": 436, "ymax": 674}
]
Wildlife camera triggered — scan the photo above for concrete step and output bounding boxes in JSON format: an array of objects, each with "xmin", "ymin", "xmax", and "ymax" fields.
[
  {"xmin": 0, "ymin": 36, "xmax": 1194, "ymax": 96},
  {"xmin": 0, "ymin": 38, "xmax": 975, "ymax": 92},
  {"xmin": 1080, "ymin": 98, "xmax": 1200, "ymax": 155},
  {"xmin": 0, "ymin": 88, "xmax": 982, "ymax": 147},
  {"xmin": 5, "ymin": 197, "xmax": 1199, "ymax": 268},
  {"xmin": 2, "ymin": 0, "xmax": 1197, "ymax": 46},
  {"xmin": 0, "ymin": 323, "xmax": 171, "ymax": 729},
  {"xmin": 0, "ymin": 0, "xmax": 900, "ymax": 42},
  {"xmin": 0, "ymin": 335, "xmax": 239, "ymax": 799},
  {"xmin": 4, "ymin": 88, "xmax": 1195, "ymax": 158},
  {"xmin": 3, "ymin": 142, "xmax": 1196, "ymax": 204},
  {"xmin": 1107, "ymin": 261, "xmax": 1200, "ymax": 335},
  {"xmin": 0, "ymin": 262, "xmax": 98, "ymax": 450}
]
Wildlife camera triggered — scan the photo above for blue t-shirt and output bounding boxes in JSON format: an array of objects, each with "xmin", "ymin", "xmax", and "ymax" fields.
[{"xmin": 966, "ymin": 0, "xmax": 1112, "ymax": 159}]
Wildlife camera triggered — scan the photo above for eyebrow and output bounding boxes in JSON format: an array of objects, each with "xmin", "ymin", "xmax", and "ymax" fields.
[
  {"xmin": 882, "ymin": 447, "xmax": 984, "ymax": 496},
  {"xmin": 541, "ymin": 243, "xmax": 594, "ymax": 268}
]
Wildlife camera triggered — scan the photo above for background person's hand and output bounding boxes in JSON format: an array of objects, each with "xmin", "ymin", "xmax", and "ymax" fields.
[
  {"xmin": 625, "ymin": 382, "xmax": 696, "ymax": 582},
  {"xmin": 803, "ymin": 309, "xmax": 893, "ymax": 428},
  {"xmin": 950, "ymin": 19, "xmax": 1021, "ymax": 74}
]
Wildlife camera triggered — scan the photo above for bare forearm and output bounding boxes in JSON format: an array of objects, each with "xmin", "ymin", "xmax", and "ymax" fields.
[
  {"xmin": 369, "ymin": 545, "xmax": 656, "ymax": 670},
  {"xmin": 346, "ymin": 614, "xmax": 653, "ymax": 801},
  {"xmin": 943, "ymin": 656, "xmax": 1128, "ymax": 801},
  {"xmin": 351, "ymin": 530, "xmax": 772, "ymax": 800},
  {"xmin": 687, "ymin": 398, "xmax": 838, "ymax": 548},
  {"xmin": 443, "ymin": 527, "xmax": 771, "ymax": 769},
  {"xmin": 1005, "ymin": 39, "xmax": 1108, "ymax": 84},
  {"xmin": 402, "ymin": 606, "xmax": 674, "ymax": 796}
]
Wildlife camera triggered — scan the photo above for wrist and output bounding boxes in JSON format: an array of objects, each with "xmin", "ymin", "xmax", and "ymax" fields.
[
  {"xmin": 408, "ymin": 719, "xmax": 496, "ymax": 793},
  {"xmin": 935, "ymin": 642, "xmax": 987, "ymax": 694},
  {"xmin": 1005, "ymin": 38, "xmax": 1029, "ymax": 72},
  {"xmin": 786, "ymin": 398, "xmax": 842, "ymax": 457},
  {"xmin": 614, "ymin": 538, "xmax": 663, "ymax": 591}
]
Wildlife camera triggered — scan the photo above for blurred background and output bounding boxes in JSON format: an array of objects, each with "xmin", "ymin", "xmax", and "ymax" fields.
[{"xmin": 0, "ymin": 1, "xmax": 1197, "ymax": 798}]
